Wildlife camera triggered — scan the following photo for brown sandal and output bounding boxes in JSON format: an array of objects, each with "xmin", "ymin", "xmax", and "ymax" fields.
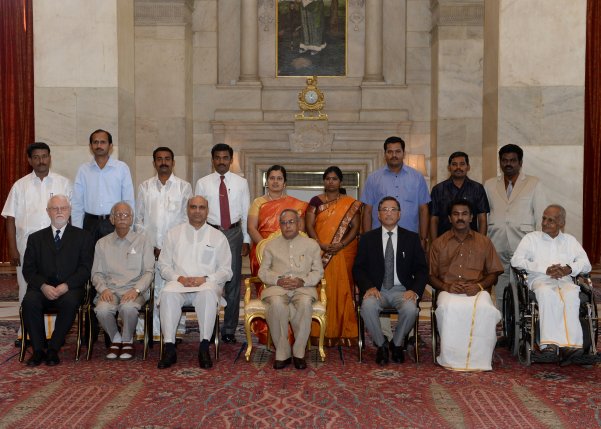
[{"xmin": 106, "ymin": 343, "xmax": 121, "ymax": 360}]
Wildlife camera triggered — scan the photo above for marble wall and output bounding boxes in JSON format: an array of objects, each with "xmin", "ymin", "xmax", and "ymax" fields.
[{"xmin": 483, "ymin": 0, "xmax": 587, "ymax": 239}]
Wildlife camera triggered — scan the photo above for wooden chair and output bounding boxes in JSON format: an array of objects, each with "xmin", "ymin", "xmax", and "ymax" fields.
[
  {"xmin": 19, "ymin": 281, "xmax": 91, "ymax": 362},
  {"xmin": 243, "ymin": 231, "xmax": 327, "ymax": 362},
  {"xmin": 86, "ymin": 281, "xmax": 155, "ymax": 360}
]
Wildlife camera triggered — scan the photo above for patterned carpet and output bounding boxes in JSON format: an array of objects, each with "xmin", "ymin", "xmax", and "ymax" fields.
[{"xmin": 0, "ymin": 321, "xmax": 600, "ymax": 429}]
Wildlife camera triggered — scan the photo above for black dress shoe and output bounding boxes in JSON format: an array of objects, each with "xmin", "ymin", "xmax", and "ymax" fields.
[
  {"xmin": 293, "ymin": 357, "xmax": 307, "ymax": 369},
  {"xmin": 273, "ymin": 357, "xmax": 292, "ymax": 369},
  {"xmin": 15, "ymin": 339, "xmax": 22, "ymax": 348},
  {"xmin": 222, "ymin": 334, "xmax": 237, "ymax": 344},
  {"xmin": 376, "ymin": 343, "xmax": 389, "ymax": 366},
  {"xmin": 158, "ymin": 349, "xmax": 177, "ymax": 369},
  {"xmin": 46, "ymin": 349, "xmax": 60, "ymax": 366},
  {"xmin": 26, "ymin": 350, "xmax": 46, "ymax": 367},
  {"xmin": 390, "ymin": 343, "xmax": 405, "ymax": 363},
  {"xmin": 560, "ymin": 347, "xmax": 583, "ymax": 367},
  {"xmin": 198, "ymin": 349, "xmax": 213, "ymax": 369}
]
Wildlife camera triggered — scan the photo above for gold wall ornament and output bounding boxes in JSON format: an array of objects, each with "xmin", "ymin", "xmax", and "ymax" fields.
[{"xmin": 296, "ymin": 76, "xmax": 328, "ymax": 120}]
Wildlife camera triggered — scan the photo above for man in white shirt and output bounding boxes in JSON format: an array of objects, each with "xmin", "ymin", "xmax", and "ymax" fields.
[
  {"xmin": 511, "ymin": 204, "xmax": 591, "ymax": 365},
  {"xmin": 72, "ymin": 129, "xmax": 135, "ymax": 243},
  {"xmin": 195, "ymin": 143, "xmax": 250, "ymax": 344},
  {"xmin": 157, "ymin": 196, "xmax": 232, "ymax": 369},
  {"xmin": 2, "ymin": 142, "xmax": 72, "ymax": 345},
  {"xmin": 134, "ymin": 146, "xmax": 192, "ymax": 340}
]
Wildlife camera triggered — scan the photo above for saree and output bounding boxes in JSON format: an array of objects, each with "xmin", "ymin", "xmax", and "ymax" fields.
[
  {"xmin": 309, "ymin": 195, "xmax": 362, "ymax": 346},
  {"xmin": 249, "ymin": 195, "xmax": 308, "ymax": 344}
]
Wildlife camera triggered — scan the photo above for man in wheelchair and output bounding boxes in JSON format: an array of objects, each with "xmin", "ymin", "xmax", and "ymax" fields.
[{"xmin": 510, "ymin": 204, "xmax": 593, "ymax": 365}]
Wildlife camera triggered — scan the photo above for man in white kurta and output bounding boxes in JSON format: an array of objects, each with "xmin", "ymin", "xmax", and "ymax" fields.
[
  {"xmin": 258, "ymin": 209, "xmax": 323, "ymax": 370},
  {"xmin": 511, "ymin": 205, "xmax": 591, "ymax": 359},
  {"xmin": 157, "ymin": 196, "xmax": 232, "ymax": 369},
  {"xmin": 484, "ymin": 144, "xmax": 546, "ymax": 310},
  {"xmin": 429, "ymin": 200, "xmax": 503, "ymax": 371},
  {"xmin": 134, "ymin": 147, "xmax": 192, "ymax": 339},
  {"xmin": 2, "ymin": 142, "xmax": 72, "ymax": 343}
]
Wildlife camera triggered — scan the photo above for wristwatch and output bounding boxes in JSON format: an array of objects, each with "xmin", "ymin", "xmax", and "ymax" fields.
[{"xmin": 134, "ymin": 288, "xmax": 141, "ymax": 295}]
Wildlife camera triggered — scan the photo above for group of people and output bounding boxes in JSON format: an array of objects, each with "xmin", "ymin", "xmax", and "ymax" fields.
[{"xmin": 2, "ymin": 131, "xmax": 592, "ymax": 372}]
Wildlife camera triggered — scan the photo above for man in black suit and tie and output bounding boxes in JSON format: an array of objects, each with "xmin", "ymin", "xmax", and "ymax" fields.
[
  {"xmin": 353, "ymin": 196, "xmax": 428, "ymax": 365},
  {"xmin": 21, "ymin": 194, "xmax": 94, "ymax": 366}
]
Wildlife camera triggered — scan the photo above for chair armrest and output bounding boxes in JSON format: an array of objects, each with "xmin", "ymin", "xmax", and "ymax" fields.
[
  {"xmin": 244, "ymin": 276, "xmax": 263, "ymax": 304},
  {"xmin": 575, "ymin": 273, "xmax": 593, "ymax": 292},
  {"xmin": 319, "ymin": 279, "xmax": 327, "ymax": 304}
]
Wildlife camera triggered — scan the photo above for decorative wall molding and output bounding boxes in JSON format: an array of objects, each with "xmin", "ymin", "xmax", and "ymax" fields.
[
  {"xmin": 349, "ymin": 0, "xmax": 365, "ymax": 31},
  {"xmin": 134, "ymin": 0, "xmax": 193, "ymax": 26},
  {"xmin": 258, "ymin": 0, "xmax": 275, "ymax": 32},
  {"xmin": 431, "ymin": 0, "xmax": 484, "ymax": 27}
]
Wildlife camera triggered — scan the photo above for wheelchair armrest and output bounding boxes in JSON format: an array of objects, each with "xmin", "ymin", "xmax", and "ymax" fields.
[
  {"xmin": 575, "ymin": 273, "xmax": 593, "ymax": 293},
  {"xmin": 511, "ymin": 267, "xmax": 528, "ymax": 283}
]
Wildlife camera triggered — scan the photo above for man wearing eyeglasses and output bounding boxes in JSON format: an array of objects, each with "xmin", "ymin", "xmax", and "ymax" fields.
[
  {"xmin": 21, "ymin": 195, "xmax": 93, "ymax": 366},
  {"xmin": 353, "ymin": 196, "xmax": 428, "ymax": 365},
  {"xmin": 91, "ymin": 202, "xmax": 154, "ymax": 360},
  {"xmin": 2, "ymin": 142, "xmax": 72, "ymax": 346},
  {"xmin": 258, "ymin": 209, "xmax": 324, "ymax": 370}
]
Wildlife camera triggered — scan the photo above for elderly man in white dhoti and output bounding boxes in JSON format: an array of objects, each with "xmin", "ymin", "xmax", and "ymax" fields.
[
  {"xmin": 156, "ymin": 196, "xmax": 232, "ymax": 370},
  {"xmin": 429, "ymin": 199, "xmax": 504, "ymax": 371},
  {"xmin": 511, "ymin": 204, "xmax": 591, "ymax": 365}
]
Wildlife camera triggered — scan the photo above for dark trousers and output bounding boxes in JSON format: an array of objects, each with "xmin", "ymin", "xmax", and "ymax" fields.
[
  {"xmin": 83, "ymin": 213, "xmax": 114, "ymax": 244},
  {"xmin": 222, "ymin": 225, "xmax": 243, "ymax": 335},
  {"xmin": 22, "ymin": 288, "xmax": 84, "ymax": 352}
]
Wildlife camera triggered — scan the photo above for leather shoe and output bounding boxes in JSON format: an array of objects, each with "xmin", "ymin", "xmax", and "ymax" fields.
[
  {"xmin": 46, "ymin": 349, "xmax": 60, "ymax": 366},
  {"xmin": 198, "ymin": 349, "xmax": 213, "ymax": 369},
  {"xmin": 222, "ymin": 334, "xmax": 236, "ymax": 344},
  {"xmin": 158, "ymin": 349, "xmax": 177, "ymax": 369},
  {"xmin": 15, "ymin": 339, "xmax": 22, "ymax": 348},
  {"xmin": 293, "ymin": 357, "xmax": 307, "ymax": 369},
  {"xmin": 390, "ymin": 342, "xmax": 405, "ymax": 363},
  {"xmin": 26, "ymin": 350, "xmax": 46, "ymax": 367},
  {"xmin": 273, "ymin": 357, "xmax": 292, "ymax": 369},
  {"xmin": 376, "ymin": 343, "xmax": 389, "ymax": 366}
]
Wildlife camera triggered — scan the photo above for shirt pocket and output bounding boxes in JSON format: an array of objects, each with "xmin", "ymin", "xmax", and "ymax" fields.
[
  {"xmin": 201, "ymin": 246, "xmax": 216, "ymax": 265},
  {"xmin": 167, "ymin": 197, "xmax": 182, "ymax": 212},
  {"xmin": 126, "ymin": 252, "xmax": 142, "ymax": 270}
]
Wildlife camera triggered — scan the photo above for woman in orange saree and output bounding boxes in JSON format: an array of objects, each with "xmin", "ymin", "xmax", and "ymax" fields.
[
  {"xmin": 306, "ymin": 166, "xmax": 362, "ymax": 347},
  {"xmin": 247, "ymin": 165, "xmax": 308, "ymax": 344}
]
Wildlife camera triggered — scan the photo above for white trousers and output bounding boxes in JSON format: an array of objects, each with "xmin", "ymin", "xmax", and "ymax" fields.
[
  {"xmin": 159, "ymin": 281, "xmax": 221, "ymax": 343},
  {"xmin": 532, "ymin": 278, "xmax": 582, "ymax": 348},
  {"xmin": 436, "ymin": 291, "xmax": 501, "ymax": 371}
]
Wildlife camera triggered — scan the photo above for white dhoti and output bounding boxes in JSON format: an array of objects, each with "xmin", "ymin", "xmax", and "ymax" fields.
[
  {"xmin": 158, "ymin": 280, "xmax": 225, "ymax": 343},
  {"xmin": 436, "ymin": 291, "xmax": 501, "ymax": 371},
  {"xmin": 532, "ymin": 278, "xmax": 582, "ymax": 348}
]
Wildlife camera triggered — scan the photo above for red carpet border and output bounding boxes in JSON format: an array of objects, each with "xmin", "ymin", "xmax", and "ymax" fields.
[{"xmin": 0, "ymin": 324, "xmax": 600, "ymax": 428}]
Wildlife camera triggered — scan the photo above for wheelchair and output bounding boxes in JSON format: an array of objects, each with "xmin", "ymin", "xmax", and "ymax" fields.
[{"xmin": 502, "ymin": 267, "xmax": 600, "ymax": 366}]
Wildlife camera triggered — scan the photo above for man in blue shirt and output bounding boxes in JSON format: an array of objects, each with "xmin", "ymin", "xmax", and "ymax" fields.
[
  {"xmin": 361, "ymin": 136, "xmax": 430, "ymax": 250},
  {"xmin": 429, "ymin": 151, "xmax": 489, "ymax": 241},
  {"xmin": 72, "ymin": 129, "xmax": 135, "ymax": 243}
]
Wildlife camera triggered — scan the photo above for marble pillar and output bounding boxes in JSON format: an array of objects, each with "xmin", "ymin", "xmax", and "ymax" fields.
[
  {"xmin": 239, "ymin": 0, "xmax": 259, "ymax": 82},
  {"xmin": 33, "ymin": 0, "xmax": 135, "ymax": 182},
  {"xmin": 483, "ymin": 0, "xmax": 586, "ymax": 239},
  {"xmin": 430, "ymin": 0, "xmax": 484, "ymax": 185},
  {"xmin": 134, "ymin": 0, "xmax": 193, "ymax": 187},
  {"xmin": 363, "ymin": 0, "xmax": 383, "ymax": 82}
]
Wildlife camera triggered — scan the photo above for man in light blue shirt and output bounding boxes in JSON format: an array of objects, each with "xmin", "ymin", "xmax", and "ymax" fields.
[
  {"xmin": 361, "ymin": 136, "xmax": 430, "ymax": 250},
  {"xmin": 72, "ymin": 129, "xmax": 135, "ymax": 243}
]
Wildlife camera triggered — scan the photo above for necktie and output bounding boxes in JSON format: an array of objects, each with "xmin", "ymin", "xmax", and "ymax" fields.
[
  {"xmin": 54, "ymin": 229, "xmax": 61, "ymax": 248},
  {"xmin": 219, "ymin": 175, "xmax": 231, "ymax": 230},
  {"xmin": 383, "ymin": 231, "xmax": 394, "ymax": 289},
  {"xmin": 507, "ymin": 180, "xmax": 513, "ymax": 198}
]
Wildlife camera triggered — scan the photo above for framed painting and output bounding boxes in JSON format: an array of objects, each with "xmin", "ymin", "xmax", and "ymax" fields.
[{"xmin": 276, "ymin": 0, "xmax": 347, "ymax": 77}]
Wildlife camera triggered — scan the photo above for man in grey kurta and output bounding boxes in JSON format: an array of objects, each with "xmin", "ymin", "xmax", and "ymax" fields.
[
  {"xmin": 258, "ymin": 209, "xmax": 323, "ymax": 370},
  {"xmin": 92, "ymin": 202, "xmax": 154, "ymax": 360}
]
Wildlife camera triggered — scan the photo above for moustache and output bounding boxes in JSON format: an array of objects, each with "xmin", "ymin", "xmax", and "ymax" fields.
[{"xmin": 160, "ymin": 165, "xmax": 168, "ymax": 168}]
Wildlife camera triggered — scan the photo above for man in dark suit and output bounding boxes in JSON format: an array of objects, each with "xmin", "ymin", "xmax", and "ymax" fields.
[
  {"xmin": 22, "ymin": 194, "xmax": 94, "ymax": 366},
  {"xmin": 353, "ymin": 196, "xmax": 428, "ymax": 365}
]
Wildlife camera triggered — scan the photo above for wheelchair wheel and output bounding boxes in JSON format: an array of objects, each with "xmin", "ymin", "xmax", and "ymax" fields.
[
  {"xmin": 503, "ymin": 284, "xmax": 520, "ymax": 356},
  {"xmin": 518, "ymin": 339, "xmax": 531, "ymax": 366}
]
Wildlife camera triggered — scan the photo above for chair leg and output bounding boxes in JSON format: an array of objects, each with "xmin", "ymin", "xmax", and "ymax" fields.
[
  {"xmin": 75, "ymin": 307, "xmax": 83, "ymax": 361},
  {"xmin": 214, "ymin": 312, "xmax": 220, "ymax": 361},
  {"xmin": 19, "ymin": 307, "xmax": 26, "ymax": 362},
  {"xmin": 413, "ymin": 317, "xmax": 419, "ymax": 364},
  {"xmin": 357, "ymin": 307, "xmax": 363, "ymax": 363},
  {"xmin": 317, "ymin": 317, "xmax": 326, "ymax": 362},
  {"xmin": 244, "ymin": 315, "xmax": 256, "ymax": 362},
  {"xmin": 86, "ymin": 306, "xmax": 94, "ymax": 360},
  {"xmin": 143, "ymin": 307, "xmax": 150, "ymax": 360}
]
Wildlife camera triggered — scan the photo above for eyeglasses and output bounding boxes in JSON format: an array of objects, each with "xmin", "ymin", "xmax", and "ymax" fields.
[
  {"xmin": 47, "ymin": 206, "xmax": 70, "ymax": 213},
  {"xmin": 378, "ymin": 207, "xmax": 400, "ymax": 212},
  {"xmin": 279, "ymin": 219, "xmax": 298, "ymax": 226},
  {"xmin": 113, "ymin": 212, "xmax": 132, "ymax": 219}
]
